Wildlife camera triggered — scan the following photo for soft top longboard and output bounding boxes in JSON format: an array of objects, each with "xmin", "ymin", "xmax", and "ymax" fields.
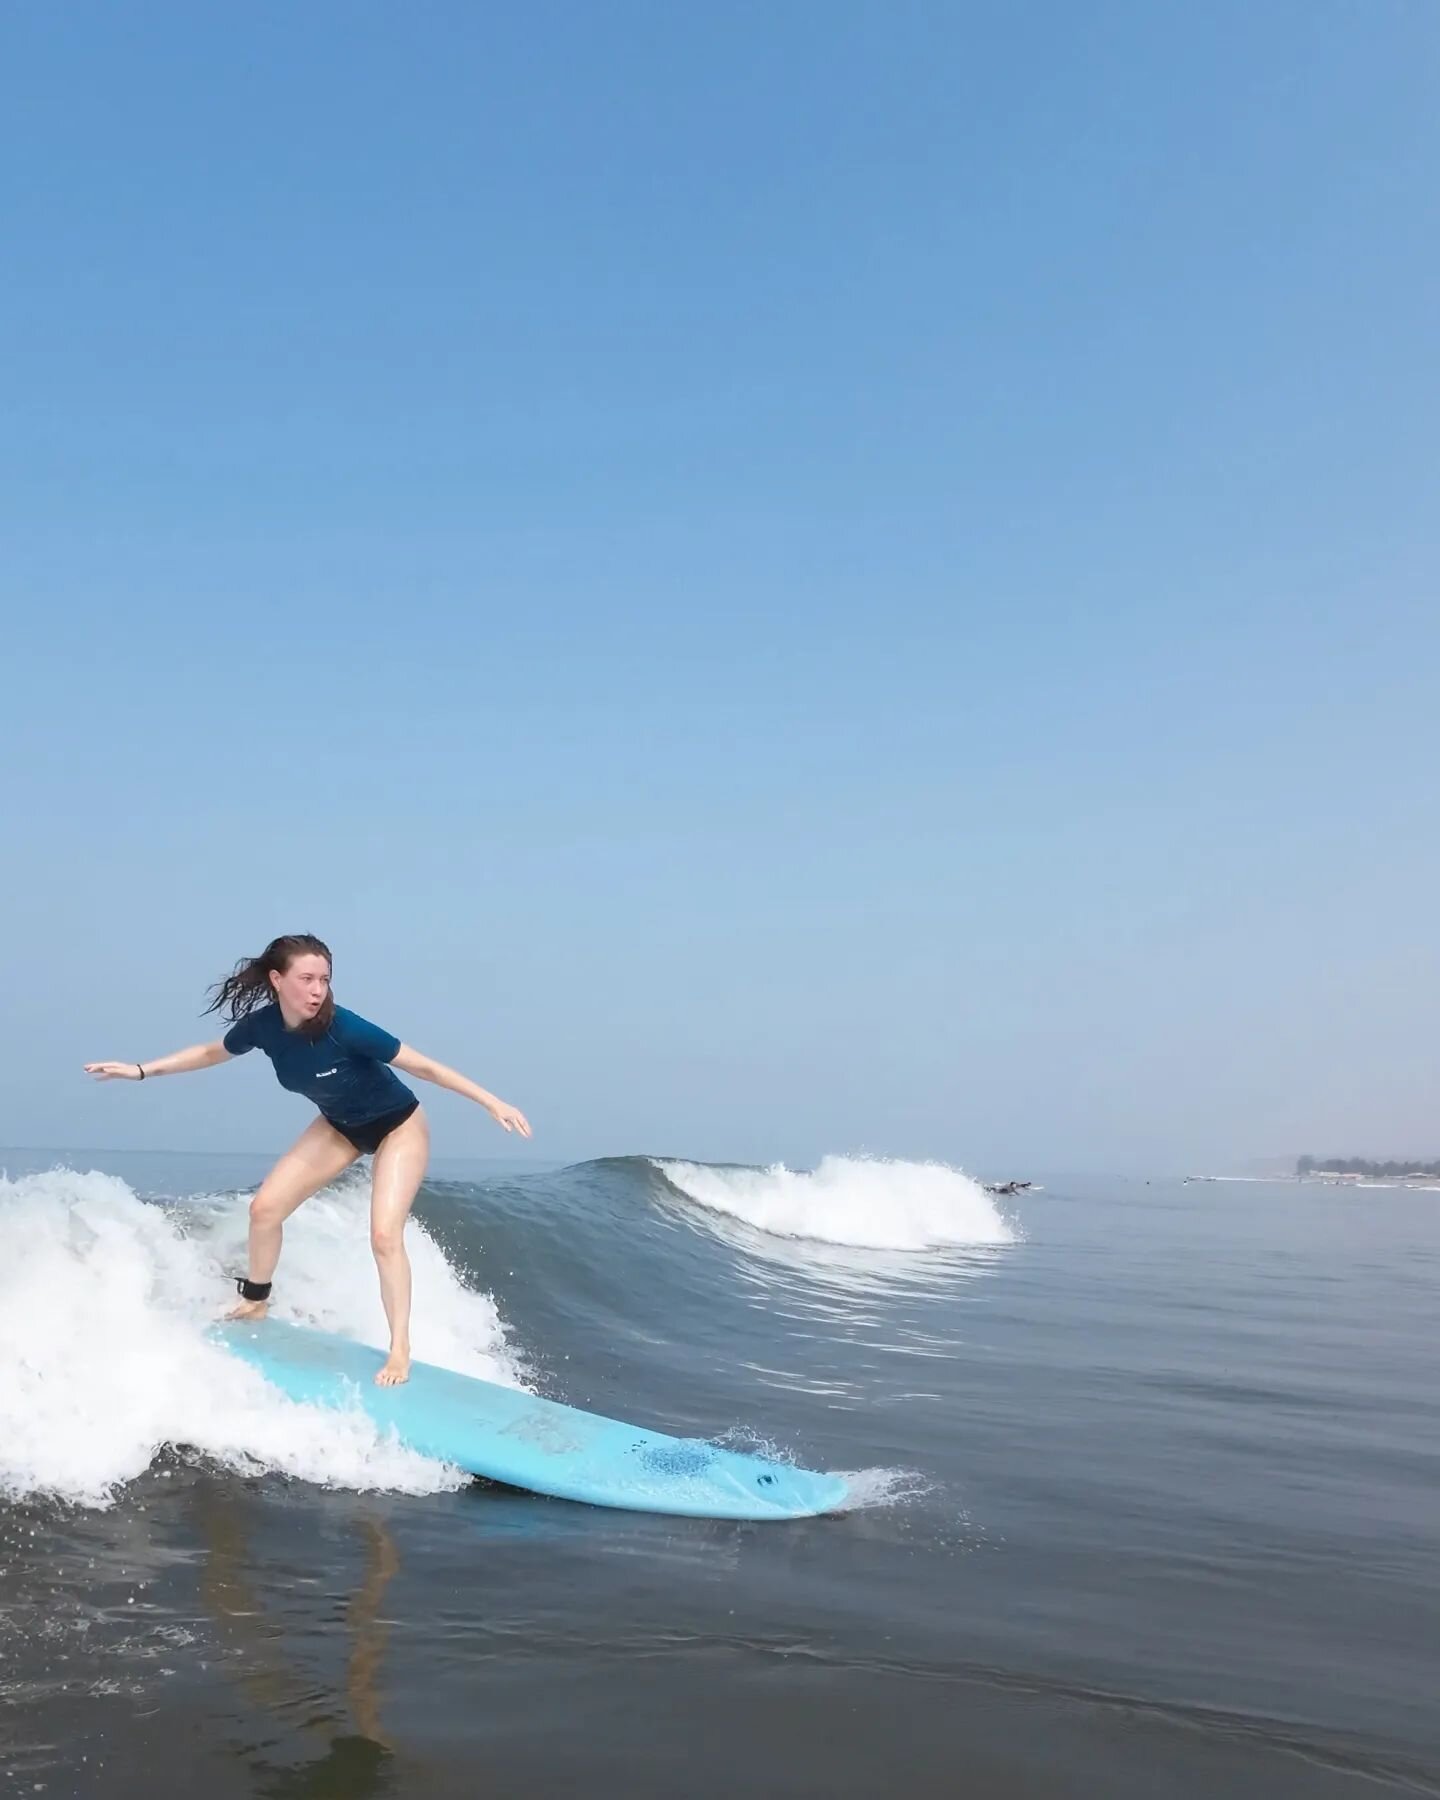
[{"xmin": 213, "ymin": 1318, "xmax": 848, "ymax": 1520}]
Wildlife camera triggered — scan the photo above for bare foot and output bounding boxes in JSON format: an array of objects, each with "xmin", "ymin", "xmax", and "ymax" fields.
[
  {"xmin": 375, "ymin": 1349, "xmax": 411, "ymax": 1387},
  {"xmin": 226, "ymin": 1299, "xmax": 269, "ymax": 1321}
]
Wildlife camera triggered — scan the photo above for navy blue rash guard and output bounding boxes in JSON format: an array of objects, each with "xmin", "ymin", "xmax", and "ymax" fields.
[{"xmin": 222, "ymin": 1004, "xmax": 415, "ymax": 1126}]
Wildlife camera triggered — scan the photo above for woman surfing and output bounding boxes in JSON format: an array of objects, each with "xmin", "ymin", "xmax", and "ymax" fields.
[{"xmin": 84, "ymin": 933, "xmax": 532, "ymax": 1386}]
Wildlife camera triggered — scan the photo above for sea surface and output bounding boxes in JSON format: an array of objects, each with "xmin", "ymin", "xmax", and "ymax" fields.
[{"xmin": 1, "ymin": 1149, "xmax": 1436, "ymax": 1798}]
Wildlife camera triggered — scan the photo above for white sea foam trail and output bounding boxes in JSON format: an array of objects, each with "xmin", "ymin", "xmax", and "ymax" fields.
[
  {"xmin": 653, "ymin": 1154, "xmax": 1018, "ymax": 1251},
  {"xmin": 0, "ymin": 1166, "xmax": 522, "ymax": 1510}
]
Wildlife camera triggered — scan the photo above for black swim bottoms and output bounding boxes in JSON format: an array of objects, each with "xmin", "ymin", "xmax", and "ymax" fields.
[{"xmin": 327, "ymin": 1098, "xmax": 420, "ymax": 1156}]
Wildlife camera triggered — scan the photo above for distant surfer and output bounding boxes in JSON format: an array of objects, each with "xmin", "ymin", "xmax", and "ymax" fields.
[
  {"xmin": 84, "ymin": 934, "xmax": 532, "ymax": 1387},
  {"xmin": 985, "ymin": 1180, "xmax": 1032, "ymax": 1197}
]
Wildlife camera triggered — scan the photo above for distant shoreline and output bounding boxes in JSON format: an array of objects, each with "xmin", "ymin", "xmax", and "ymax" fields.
[
  {"xmin": 1295, "ymin": 1158, "xmax": 1440, "ymax": 1180},
  {"xmin": 1185, "ymin": 1172, "xmax": 1440, "ymax": 1190}
]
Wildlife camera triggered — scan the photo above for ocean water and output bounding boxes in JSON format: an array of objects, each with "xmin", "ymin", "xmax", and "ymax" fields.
[{"xmin": 1, "ymin": 1148, "xmax": 1436, "ymax": 1798}]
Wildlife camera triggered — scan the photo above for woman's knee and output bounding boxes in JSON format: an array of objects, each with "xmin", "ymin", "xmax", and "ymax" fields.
[
  {"xmin": 371, "ymin": 1221, "xmax": 407, "ymax": 1261},
  {"xmin": 249, "ymin": 1190, "xmax": 287, "ymax": 1231}
]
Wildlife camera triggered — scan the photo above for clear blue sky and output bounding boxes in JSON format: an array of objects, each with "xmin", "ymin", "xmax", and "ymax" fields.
[{"xmin": 3, "ymin": 2, "xmax": 1437, "ymax": 1172}]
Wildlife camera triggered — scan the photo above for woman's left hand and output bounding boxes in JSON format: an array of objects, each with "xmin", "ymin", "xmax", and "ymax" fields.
[{"xmin": 487, "ymin": 1098, "xmax": 533, "ymax": 1138}]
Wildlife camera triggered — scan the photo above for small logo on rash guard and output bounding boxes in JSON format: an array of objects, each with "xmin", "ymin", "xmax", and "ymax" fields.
[{"xmin": 315, "ymin": 1068, "xmax": 338, "ymax": 1079}]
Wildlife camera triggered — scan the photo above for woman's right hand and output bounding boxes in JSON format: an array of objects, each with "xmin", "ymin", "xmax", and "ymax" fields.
[{"xmin": 84, "ymin": 1062, "xmax": 143, "ymax": 1081}]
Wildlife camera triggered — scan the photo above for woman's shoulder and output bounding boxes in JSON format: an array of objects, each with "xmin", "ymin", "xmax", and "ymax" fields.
[
  {"xmin": 332, "ymin": 1002, "xmax": 388, "ymax": 1031},
  {"xmin": 330, "ymin": 1005, "xmax": 401, "ymax": 1060},
  {"xmin": 223, "ymin": 1002, "xmax": 281, "ymax": 1054}
]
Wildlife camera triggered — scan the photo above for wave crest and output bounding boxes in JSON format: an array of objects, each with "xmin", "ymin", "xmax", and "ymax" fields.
[{"xmin": 652, "ymin": 1154, "xmax": 1019, "ymax": 1251}]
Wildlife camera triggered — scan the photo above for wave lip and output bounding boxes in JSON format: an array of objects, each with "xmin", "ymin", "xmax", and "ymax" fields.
[{"xmin": 652, "ymin": 1154, "xmax": 1019, "ymax": 1251}]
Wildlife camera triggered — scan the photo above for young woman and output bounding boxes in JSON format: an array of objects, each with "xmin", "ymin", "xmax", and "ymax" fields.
[{"xmin": 84, "ymin": 934, "xmax": 532, "ymax": 1387}]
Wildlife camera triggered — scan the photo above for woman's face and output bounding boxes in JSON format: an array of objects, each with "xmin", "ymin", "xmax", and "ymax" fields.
[{"xmin": 270, "ymin": 952, "xmax": 331, "ymax": 1022}]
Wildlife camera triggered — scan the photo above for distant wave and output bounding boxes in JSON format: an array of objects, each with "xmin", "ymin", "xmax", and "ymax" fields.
[{"xmin": 650, "ymin": 1153, "xmax": 1018, "ymax": 1251}]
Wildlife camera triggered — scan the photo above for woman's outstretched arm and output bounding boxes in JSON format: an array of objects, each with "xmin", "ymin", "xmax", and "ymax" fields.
[
  {"xmin": 391, "ymin": 1045, "xmax": 532, "ymax": 1137},
  {"xmin": 85, "ymin": 1043, "xmax": 233, "ymax": 1081}
]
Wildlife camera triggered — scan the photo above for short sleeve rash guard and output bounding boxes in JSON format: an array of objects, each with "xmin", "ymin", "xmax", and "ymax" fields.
[{"xmin": 223, "ymin": 1004, "xmax": 413, "ymax": 1125}]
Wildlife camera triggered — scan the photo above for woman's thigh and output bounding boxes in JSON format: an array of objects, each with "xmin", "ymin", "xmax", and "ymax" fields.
[
  {"xmin": 252, "ymin": 1114, "xmax": 361, "ymax": 1224},
  {"xmin": 369, "ymin": 1107, "xmax": 430, "ymax": 1248}
]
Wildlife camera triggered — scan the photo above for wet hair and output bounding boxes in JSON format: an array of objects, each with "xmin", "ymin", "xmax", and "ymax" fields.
[{"xmin": 206, "ymin": 934, "xmax": 335, "ymax": 1038}]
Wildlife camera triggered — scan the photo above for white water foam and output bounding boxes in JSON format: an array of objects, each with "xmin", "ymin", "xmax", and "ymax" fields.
[
  {"xmin": 0, "ymin": 1166, "xmax": 525, "ymax": 1510},
  {"xmin": 834, "ymin": 1466, "xmax": 933, "ymax": 1510},
  {"xmin": 654, "ymin": 1154, "xmax": 1018, "ymax": 1251}
]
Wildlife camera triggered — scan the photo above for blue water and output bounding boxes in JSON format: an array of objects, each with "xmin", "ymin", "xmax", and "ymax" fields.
[{"xmin": 2, "ymin": 1149, "xmax": 1437, "ymax": 1797}]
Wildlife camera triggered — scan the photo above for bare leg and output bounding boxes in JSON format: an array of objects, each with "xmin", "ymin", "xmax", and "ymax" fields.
[
  {"xmin": 226, "ymin": 1116, "xmax": 360, "ymax": 1318},
  {"xmin": 369, "ymin": 1107, "xmax": 430, "ymax": 1385}
]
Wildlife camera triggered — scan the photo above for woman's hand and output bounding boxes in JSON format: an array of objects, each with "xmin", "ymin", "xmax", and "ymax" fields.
[
  {"xmin": 486, "ymin": 1098, "xmax": 533, "ymax": 1138},
  {"xmin": 84, "ymin": 1061, "xmax": 144, "ymax": 1081}
]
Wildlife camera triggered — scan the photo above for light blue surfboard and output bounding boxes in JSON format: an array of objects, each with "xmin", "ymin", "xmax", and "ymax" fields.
[{"xmin": 212, "ymin": 1318, "xmax": 849, "ymax": 1521}]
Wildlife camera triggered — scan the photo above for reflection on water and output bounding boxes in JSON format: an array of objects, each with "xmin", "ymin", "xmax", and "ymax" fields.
[
  {"xmin": 197, "ymin": 1482, "xmax": 401, "ymax": 1797},
  {"xmin": 255, "ymin": 1733, "xmax": 393, "ymax": 1800}
]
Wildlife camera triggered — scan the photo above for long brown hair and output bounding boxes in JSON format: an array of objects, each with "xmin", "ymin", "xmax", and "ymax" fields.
[{"xmin": 205, "ymin": 934, "xmax": 335, "ymax": 1038}]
